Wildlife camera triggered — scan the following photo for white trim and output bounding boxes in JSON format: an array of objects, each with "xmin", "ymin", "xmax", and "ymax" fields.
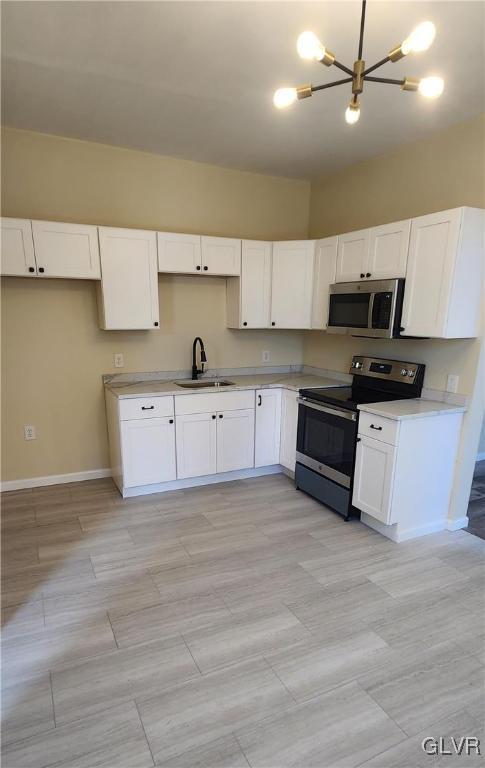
[
  {"xmin": 122, "ymin": 465, "xmax": 282, "ymax": 498},
  {"xmin": 361, "ymin": 512, "xmax": 447, "ymax": 542},
  {"xmin": 446, "ymin": 516, "xmax": 469, "ymax": 532},
  {"xmin": 476, "ymin": 452, "xmax": 485, "ymax": 462},
  {"xmin": 0, "ymin": 469, "xmax": 112, "ymax": 493}
]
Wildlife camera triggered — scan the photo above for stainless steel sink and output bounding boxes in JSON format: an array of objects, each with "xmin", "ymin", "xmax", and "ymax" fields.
[{"xmin": 174, "ymin": 380, "xmax": 235, "ymax": 389}]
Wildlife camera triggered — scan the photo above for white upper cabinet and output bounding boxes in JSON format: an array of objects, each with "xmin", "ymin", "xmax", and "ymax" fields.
[
  {"xmin": 335, "ymin": 229, "xmax": 369, "ymax": 282},
  {"xmin": 31, "ymin": 221, "xmax": 101, "ymax": 279},
  {"xmin": 255, "ymin": 388, "xmax": 281, "ymax": 467},
  {"xmin": 311, "ymin": 236, "xmax": 338, "ymax": 329},
  {"xmin": 226, "ymin": 240, "xmax": 272, "ymax": 329},
  {"xmin": 97, "ymin": 227, "xmax": 159, "ymax": 330},
  {"xmin": 336, "ymin": 220, "xmax": 410, "ymax": 282},
  {"xmin": 1, "ymin": 218, "xmax": 36, "ymax": 276},
  {"xmin": 200, "ymin": 236, "xmax": 241, "ymax": 276},
  {"xmin": 157, "ymin": 232, "xmax": 202, "ymax": 274},
  {"xmin": 271, "ymin": 241, "xmax": 315, "ymax": 329},
  {"xmin": 401, "ymin": 207, "xmax": 483, "ymax": 338},
  {"xmin": 367, "ymin": 220, "xmax": 410, "ymax": 280}
]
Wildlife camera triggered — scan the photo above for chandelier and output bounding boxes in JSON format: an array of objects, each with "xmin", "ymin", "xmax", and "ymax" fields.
[{"xmin": 273, "ymin": 0, "xmax": 444, "ymax": 124}]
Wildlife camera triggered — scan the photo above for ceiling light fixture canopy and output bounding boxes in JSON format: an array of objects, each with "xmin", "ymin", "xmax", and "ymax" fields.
[{"xmin": 273, "ymin": 1, "xmax": 444, "ymax": 123}]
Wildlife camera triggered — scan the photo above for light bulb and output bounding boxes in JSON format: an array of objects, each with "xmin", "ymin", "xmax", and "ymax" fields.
[
  {"xmin": 402, "ymin": 21, "xmax": 436, "ymax": 55},
  {"xmin": 345, "ymin": 103, "xmax": 360, "ymax": 125},
  {"xmin": 273, "ymin": 87, "xmax": 298, "ymax": 109},
  {"xmin": 297, "ymin": 31, "xmax": 326, "ymax": 61},
  {"xmin": 418, "ymin": 76, "xmax": 444, "ymax": 98}
]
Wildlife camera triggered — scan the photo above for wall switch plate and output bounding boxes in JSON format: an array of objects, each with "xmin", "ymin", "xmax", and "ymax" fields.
[
  {"xmin": 262, "ymin": 351, "xmax": 270, "ymax": 363},
  {"xmin": 24, "ymin": 425, "xmax": 36, "ymax": 440},
  {"xmin": 114, "ymin": 353, "xmax": 124, "ymax": 368},
  {"xmin": 446, "ymin": 374, "xmax": 459, "ymax": 393}
]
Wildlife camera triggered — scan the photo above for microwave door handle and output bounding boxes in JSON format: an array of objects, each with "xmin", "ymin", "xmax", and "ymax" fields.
[{"xmin": 367, "ymin": 292, "xmax": 375, "ymax": 330}]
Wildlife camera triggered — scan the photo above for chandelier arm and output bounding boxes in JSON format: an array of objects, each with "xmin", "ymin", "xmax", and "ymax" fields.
[
  {"xmin": 362, "ymin": 56, "xmax": 391, "ymax": 76},
  {"xmin": 312, "ymin": 77, "xmax": 353, "ymax": 92},
  {"xmin": 358, "ymin": 0, "xmax": 367, "ymax": 59},
  {"xmin": 332, "ymin": 59, "xmax": 355, "ymax": 76},
  {"xmin": 364, "ymin": 75, "xmax": 405, "ymax": 85}
]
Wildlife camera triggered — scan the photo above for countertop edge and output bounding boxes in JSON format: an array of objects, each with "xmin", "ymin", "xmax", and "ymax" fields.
[{"xmin": 357, "ymin": 400, "xmax": 467, "ymax": 421}]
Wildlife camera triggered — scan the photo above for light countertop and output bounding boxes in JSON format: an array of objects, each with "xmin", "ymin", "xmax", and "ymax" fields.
[
  {"xmin": 358, "ymin": 399, "xmax": 466, "ymax": 421},
  {"xmin": 105, "ymin": 373, "xmax": 348, "ymax": 399}
]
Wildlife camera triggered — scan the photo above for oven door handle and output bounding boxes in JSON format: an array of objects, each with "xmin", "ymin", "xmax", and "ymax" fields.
[{"xmin": 297, "ymin": 397, "xmax": 357, "ymax": 422}]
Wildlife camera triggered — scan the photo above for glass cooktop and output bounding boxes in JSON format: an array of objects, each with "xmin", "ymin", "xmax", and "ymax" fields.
[{"xmin": 299, "ymin": 386, "xmax": 410, "ymax": 412}]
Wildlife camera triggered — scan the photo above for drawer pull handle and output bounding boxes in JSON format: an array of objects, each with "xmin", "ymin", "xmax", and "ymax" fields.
[
  {"xmin": 141, "ymin": 406, "xmax": 155, "ymax": 410},
  {"xmin": 370, "ymin": 424, "xmax": 382, "ymax": 430},
  {"xmin": 258, "ymin": 394, "xmax": 262, "ymax": 406}
]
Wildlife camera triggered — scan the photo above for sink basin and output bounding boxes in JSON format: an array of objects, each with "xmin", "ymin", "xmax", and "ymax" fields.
[{"xmin": 174, "ymin": 380, "xmax": 235, "ymax": 389}]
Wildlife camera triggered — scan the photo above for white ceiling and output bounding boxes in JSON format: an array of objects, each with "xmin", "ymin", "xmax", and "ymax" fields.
[{"xmin": 2, "ymin": 1, "xmax": 484, "ymax": 179}]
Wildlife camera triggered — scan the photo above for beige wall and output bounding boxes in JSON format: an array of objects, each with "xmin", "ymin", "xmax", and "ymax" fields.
[
  {"xmin": 309, "ymin": 114, "xmax": 485, "ymax": 237},
  {"xmin": 1, "ymin": 128, "xmax": 309, "ymax": 481}
]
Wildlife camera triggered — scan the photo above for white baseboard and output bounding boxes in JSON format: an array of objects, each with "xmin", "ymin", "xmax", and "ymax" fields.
[
  {"xmin": 360, "ymin": 512, "xmax": 447, "ymax": 543},
  {"xmin": 122, "ymin": 465, "xmax": 282, "ymax": 498},
  {"xmin": 446, "ymin": 516, "xmax": 469, "ymax": 532},
  {"xmin": 0, "ymin": 468, "xmax": 112, "ymax": 493}
]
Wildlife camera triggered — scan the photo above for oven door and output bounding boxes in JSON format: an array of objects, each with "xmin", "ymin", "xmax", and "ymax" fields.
[{"xmin": 296, "ymin": 398, "xmax": 357, "ymax": 488}]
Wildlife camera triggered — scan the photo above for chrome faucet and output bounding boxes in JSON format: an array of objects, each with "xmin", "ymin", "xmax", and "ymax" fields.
[{"xmin": 192, "ymin": 337, "xmax": 207, "ymax": 380}]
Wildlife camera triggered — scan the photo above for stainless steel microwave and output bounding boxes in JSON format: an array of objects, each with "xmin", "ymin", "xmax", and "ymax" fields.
[{"xmin": 327, "ymin": 278, "xmax": 405, "ymax": 338}]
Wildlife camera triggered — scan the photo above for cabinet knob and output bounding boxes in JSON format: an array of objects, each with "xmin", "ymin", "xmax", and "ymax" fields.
[
  {"xmin": 360, "ymin": 273, "xmax": 365, "ymax": 278},
  {"xmin": 203, "ymin": 266, "xmax": 208, "ymax": 271},
  {"xmin": 38, "ymin": 267, "xmax": 45, "ymax": 273},
  {"xmin": 154, "ymin": 322, "xmax": 159, "ymax": 327},
  {"xmin": 356, "ymin": 437, "xmax": 361, "ymax": 442},
  {"xmin": 169, "ymin": 419, "xmax": 174, "ymax": 424},
  {"xmin": 243, "ymin": 322, "xmax": 247, "ymax": 327},
  {"xmin": 366, "ymin": 272, "xmax": 371, "ymax": 278},
  {"xmin": 258, "ymin": 394, "xmax": 262, "ymax": 407},
  {"xmin": 212, "ymin": 414, "xmax": 216, "ymax": 419},
  {"xmin": 399, "ymin": 326, "xmax": 405, "ymax": 332},
  {"xmin": 28, "ymin": 266, "xmax": 35, "ymax": 273},
  {"xmin": 219, "ymin": 414, "xmax": 223, "ymax": 418},
  {"xmin": 271, "ymin": 321, "xmax": 275, "ymax": 327},
  {"xmin": 196, "ymin": 265, "xmax": 201, "ymax": 271}
]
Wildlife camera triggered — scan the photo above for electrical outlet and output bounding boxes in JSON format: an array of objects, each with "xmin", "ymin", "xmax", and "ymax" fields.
[
  {"xmin": 446, "ymin": 374, "xmax": 459, "ymax": 393},
  {"xmin": 114, "ymin": 353, "xmax": 124, "ymax": 368},
  {"xmin": 24, "ymin": 425, "xmax": 36, "ymax": 441},
  {"xmin": 262, "ymin": 350, "xmax": 270, "ymax": 363}
]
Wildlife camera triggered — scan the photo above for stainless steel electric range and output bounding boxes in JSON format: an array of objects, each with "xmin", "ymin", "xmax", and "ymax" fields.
[{"xmin": 295, "ymin": 356, "xmax": 425, "ymax": 520}]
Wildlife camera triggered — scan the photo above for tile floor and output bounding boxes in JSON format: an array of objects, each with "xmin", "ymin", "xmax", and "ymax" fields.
[
  {"xmin": 467, "ymin": 461, "xmax": 485, "ymax": 541},
  {"xmin": 1, "ymin": 474, "xmax": 484, "ymax": 767}
]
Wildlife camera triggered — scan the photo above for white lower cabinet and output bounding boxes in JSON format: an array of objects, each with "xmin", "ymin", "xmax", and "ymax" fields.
[
  {"xmin": 176, "ymin": 412, "xmax": 217, "ymax": 479},
  {"xmin": 279, "ymin": 388, "xmax": 299, "ymax": 472},
  {"xmin": 121, "ymin": 417, "xmax": 176, "ymax": 488},
  {"xmin": 255, "ymin": 389, "xmax": 281, "ymax": 467},
  {"xmin": 352, "ymin": 408, "xmax": 464, "ymax": 542},
  {"xmin": 216, "ymin": 408, "xmax": 255, "ymax": 473},
  {"xmin": 353, "ymin": 436, "xmax": 397, "ymax": 524}
]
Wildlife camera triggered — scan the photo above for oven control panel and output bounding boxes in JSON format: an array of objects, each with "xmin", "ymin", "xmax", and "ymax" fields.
[{"xmin": 350, "ymin": 356, "xmax": 424, "ymax": 385}]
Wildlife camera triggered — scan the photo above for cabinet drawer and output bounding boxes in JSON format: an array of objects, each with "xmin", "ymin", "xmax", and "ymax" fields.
[
  {"xmin": 175, "ymin": 390, "xmax": 255, "ymax": 416},
  {"xmin": 358, "ymin": 411, "xmax": 399, "ymax": 445},
  {"xmin": 119, "ymin": 396, "xmax": 174, "ymax": 421}
]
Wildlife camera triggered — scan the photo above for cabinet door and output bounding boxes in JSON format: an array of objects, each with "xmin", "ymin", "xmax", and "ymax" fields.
[
  {"xmin": 352, "ymin": 435, "xmax": 397, "ymax": 524},
  {"xmin": 279, "ymin": 389, "xmax": 299, "ymax": 471},
  {"xmin": 400, "ymin": 209, "xmax": 462, "ymax": 338},
  {"xmin": 176, "ymin": 412, "xmax": 217, "ymax": 479},
  {"xmin": 1, "ymin": 218, "xmax": 36, "ymax": 276},
  {"xmin": 271, "ymin": 241, "xmax": 315, "ymax": 328},
  {"xmin": 366, "ymin": 220, "xmax": 410, "ymax": 280},
  {"xmin": 31, "ymin": 221, "xmax": 101, "ymax": 279},
  {"xmin": 240, "ymin": 240, "xmax": 272, "ymax": 328},
  {"xmin": 336, "ymin": 229, "xmax": 369, "ymax": 282},
  {"xmin": 216, "ymin": 408, "xmax": 255, "ymax": 473},
  {"xmin": 121, "ymin": 417, "xmax": 176, "ymax": 488},
  {"xmin": 255, "ymin": 389, "xmax": 281, "ymax": 467},
  {"xmin": 200, "ymin": 236, "xmax": 241, "ymax": 276},
  {"xmin": 98, "ymin": 227, "xmax": 159, "ymax": 330},
  {"xmin": 311, "ymin": 236, "xmax": 338, "ymax": 329},
  {"xmin": 157, "ymin": 232, "xmax": 202, "ymax": 274}
]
